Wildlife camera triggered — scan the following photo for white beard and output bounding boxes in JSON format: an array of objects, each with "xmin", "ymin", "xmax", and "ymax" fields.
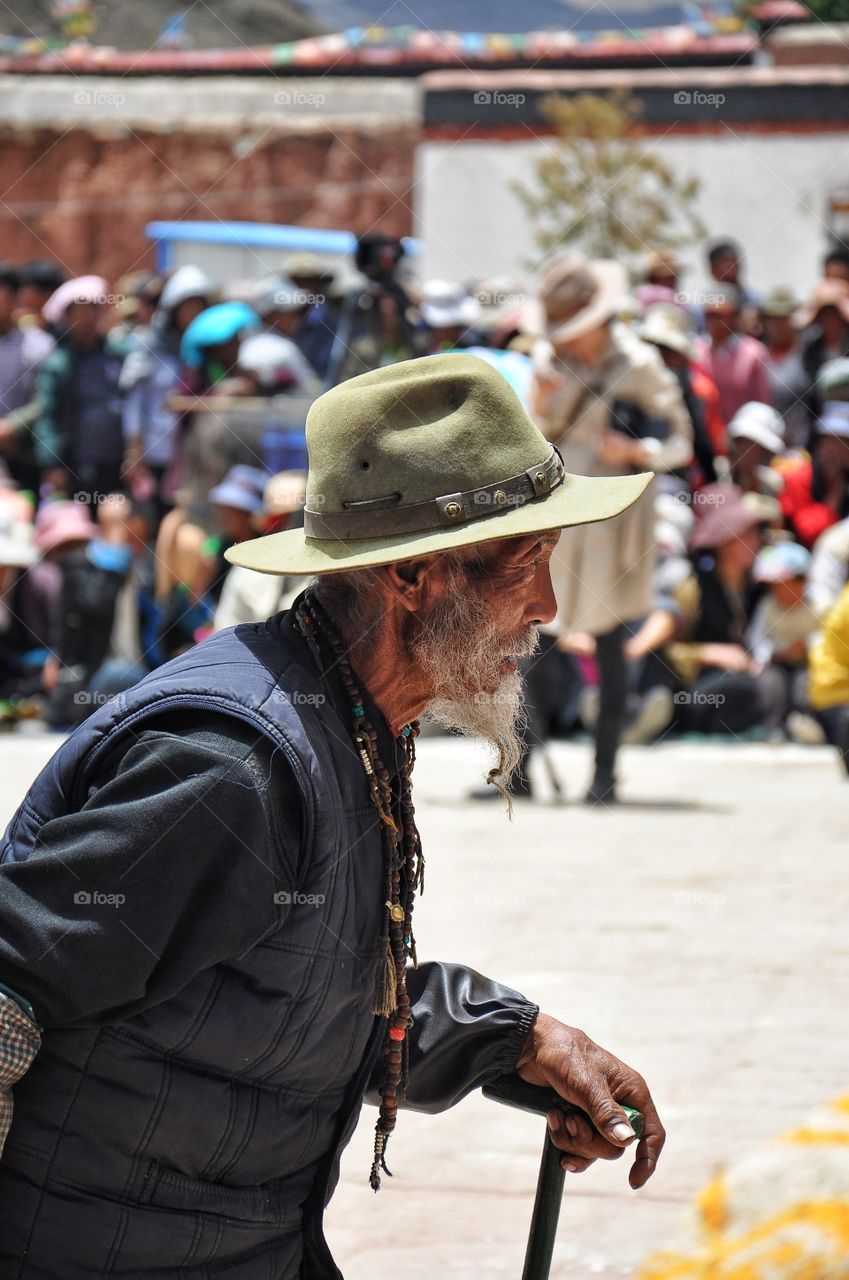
[{"xmin": 411, "ymin": 581, "xmax": 539, "ymax": 806}]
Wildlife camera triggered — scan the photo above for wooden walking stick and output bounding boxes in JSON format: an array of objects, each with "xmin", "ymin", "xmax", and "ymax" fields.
[{"xmin": 483, "ymin": 1075, "xmax": 645, "ymax": 1280}]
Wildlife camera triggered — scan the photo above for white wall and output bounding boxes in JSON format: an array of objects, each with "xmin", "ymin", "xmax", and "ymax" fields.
[{"xmin": 416, "ymin": 131, "xmax": 849, "ymax": 295}]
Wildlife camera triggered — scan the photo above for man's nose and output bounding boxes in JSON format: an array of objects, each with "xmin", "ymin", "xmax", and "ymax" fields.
[{"xmin": 527, "ymin": 560, "xmax": 558, "ymax": 626}]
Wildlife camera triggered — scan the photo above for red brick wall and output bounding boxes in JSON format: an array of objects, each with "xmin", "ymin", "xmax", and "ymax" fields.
[{"xmin": 0, "ymin": 124, "xmax": 417, "ymax": 283}]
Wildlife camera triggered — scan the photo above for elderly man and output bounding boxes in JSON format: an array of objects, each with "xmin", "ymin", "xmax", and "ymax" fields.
[{"xmin": 0, "ymin": 355, "xmax": 664, "ymax": 1277}]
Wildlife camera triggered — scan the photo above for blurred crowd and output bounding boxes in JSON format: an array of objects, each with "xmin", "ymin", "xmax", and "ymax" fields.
[{"xmin": 0, "ymin": 231, "xmax": 848, "ymax": 777}]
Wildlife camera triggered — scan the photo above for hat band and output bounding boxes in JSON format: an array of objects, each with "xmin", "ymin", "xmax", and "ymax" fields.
[{"xmin": 303, "ymin": 446, "xmax": 565, "ymax": 542}]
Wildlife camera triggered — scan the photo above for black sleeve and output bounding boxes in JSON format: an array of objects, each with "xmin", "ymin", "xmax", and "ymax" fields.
[
  {"xmin": 367, "ymin": 960, "xmax": 539, "ymax": 1114},
  {"xmin": 0, "ymin": 713, "xmax": 301, "ymax": 1028}
]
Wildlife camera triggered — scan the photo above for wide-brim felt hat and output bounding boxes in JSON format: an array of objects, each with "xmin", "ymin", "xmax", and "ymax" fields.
[
  {"xmin": 225, "ymin": 353, "xmax": 652, "ymax": 577},
  {"xmin": 536, "ymin": 252, "xmax": 629, "ymax": 345},
  {"xmin": 797, "ymin": 279, "xmax": 849, "ymax": 328},
  {"xmin": 640, "ymin": 303, "xmax": 696, "ymax": 359}
]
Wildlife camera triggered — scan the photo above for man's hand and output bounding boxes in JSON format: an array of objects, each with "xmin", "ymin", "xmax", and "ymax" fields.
[
  {"xmin": 516, "ymin": 1013, "xmax": 665, "ymax": 1189},
  {"xmin": 698, "ymin": 642, "xmax": 754, "ymax": 674},
  {"xmin": 597, "ymin": 431, "xmax": 647, "ymax": 470},
  {"xmin": 0, "ymin": 419, "xmax": 18, "ymax": 453},
  {"xmin": 556, "ymin": 629, "xmax": 596, "ymax": 657}
]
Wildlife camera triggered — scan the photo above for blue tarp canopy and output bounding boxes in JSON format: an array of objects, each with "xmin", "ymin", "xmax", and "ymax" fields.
[
  {"xmin": 300, "ymin": 0, "xmax": 686, "ymax": 36},
  {"xmin": 146, "ymin": 221, "xmax": 420, "ymax": 273}
]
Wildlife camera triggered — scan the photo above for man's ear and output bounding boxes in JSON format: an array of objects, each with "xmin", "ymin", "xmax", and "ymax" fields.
[{"xmin": 382, "ymin": 556, "xmax": 441, "ymax": 613}]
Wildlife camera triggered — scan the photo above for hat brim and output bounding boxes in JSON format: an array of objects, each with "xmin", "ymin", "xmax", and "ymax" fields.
[
  {"xmin": 225, "ymin": 468, "xmax": 652, "ymax": 577},
  {"xmin": 420, "ymin": 300, "xmax": 480, "ymax": 329},
  {"xmin": 797, "ymin": 297, "xmax": 849, "ymax": 328},
  {"xmin": 0, "ymin": 538, "xmax": 37, "ymax": 568},
  {"xmin": 642, "ymin": 328, "xmax": 695, "ymax": 360}
]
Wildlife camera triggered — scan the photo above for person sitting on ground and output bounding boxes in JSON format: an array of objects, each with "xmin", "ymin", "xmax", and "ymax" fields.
[
  {"xmin": 808, "ymin": 576, "xmax": 849, "ymax": 773},
  {"xmin": 807, "ymin": 513, "xmax": 849, "ymax": 616},
  {"xmin": 747, "ymin": 541, "xmax": 822, "ymax": 742},
  {"xmin": 664, "ymin": 487, "xmax": 765, "ymax": 735},
  {"xmin": 195, "ymin": 465, "xmax": 269, "ymax": 615},
  {"xmin": 779, "ymin": 368, "xmax": 849, "ymax": 547},
  {"xmin": 214, "ymin": 470, "xmax": 306, "ymax": 631},
  {"xmin": 153, "ymin": 467, "xmax": 266, "ymax": 659},
  {"xmin": 94, "ymin": 491, "xmax": 157, "ymax": 680},
  {"xmin": 0, "ymin": 489, "xmax": 38, "ymax": 705},
  {"xmin": 35, "ymin": 499, "xmax": 133, "ymax": 729},
  {"xmin": 726, "ymin": 401, "xmax": 785, "ymax": 498},
  {"xmin": 615, "ymin": 494, "xmax": 697, "ymax": 745}
]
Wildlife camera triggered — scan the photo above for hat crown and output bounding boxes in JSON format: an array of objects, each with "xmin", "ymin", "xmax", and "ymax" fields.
[
  {"xmin": 304, "ymin": 354, "xmax": 550, "ymax": 519},
  {"xmin": 541, "ymin": 252, "xmax": 599, "ymax": 325},
  {"xmin": 729, "ymin": 400, "xmax": 785, "ymax": 437},
  {"xmin": 761, "ymin": 285, "xmax": 799, "ymax": 315}
]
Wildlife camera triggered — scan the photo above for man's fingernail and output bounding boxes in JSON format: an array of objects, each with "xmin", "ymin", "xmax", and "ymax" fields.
[
  {"xmin": 612, "ymin": 1121, "xmax": 636, "ymax": 1142},
  {"xmin": 547, "ymin": 1111, "xmax": 562, "ymax": 1132},
  {"xmin": 565, "ymin": 1115, "xmax": 579, "ymax": 1140},
  {"xmin": 562, "ymin": 1160, "xmax": 577, "ymax": 1173}
]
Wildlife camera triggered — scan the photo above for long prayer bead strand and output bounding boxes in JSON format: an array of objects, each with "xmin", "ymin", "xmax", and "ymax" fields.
[{"xmin": 294, "ymin": 592, "xmax": 422, "ymax": 1191}]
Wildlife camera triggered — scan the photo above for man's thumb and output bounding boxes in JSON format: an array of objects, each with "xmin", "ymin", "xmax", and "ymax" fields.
[{"xmin": 589, "ymin": 1090, "xmax": 637, "ymax": 1145}]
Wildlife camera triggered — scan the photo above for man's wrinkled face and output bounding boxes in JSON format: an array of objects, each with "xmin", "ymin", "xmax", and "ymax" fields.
[{"xmin": 410, "ymin": 532, "xmax": 559, "ymax": 797}]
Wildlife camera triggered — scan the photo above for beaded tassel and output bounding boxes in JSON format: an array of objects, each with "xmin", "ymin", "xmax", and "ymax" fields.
[{"xmin": 295, "ymin": 592, "xmax": 423, "ymax": 1191}]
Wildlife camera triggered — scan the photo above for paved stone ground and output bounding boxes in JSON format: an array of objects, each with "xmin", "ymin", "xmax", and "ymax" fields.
[{"xmin": 1, "ymin": 732, "xmax": 846, "ymax": 1278}]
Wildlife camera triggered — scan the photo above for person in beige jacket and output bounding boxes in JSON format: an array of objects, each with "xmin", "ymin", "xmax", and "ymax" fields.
[{"xmin": 529, "ymin": 252, "xmax": 693, "ymax": 803}]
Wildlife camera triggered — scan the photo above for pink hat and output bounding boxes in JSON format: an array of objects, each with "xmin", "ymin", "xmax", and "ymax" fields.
[
  {"xmin": 797, "ymin": 279, "xmax": 849, "ymax": 329},
  {"xmin": 43, "ymin": 275, "xmax": 109, "ymax": 325},
  {"xmin": 633, "ymin": 283, "xmax": 689, "ymax": 314},
  {"xmin": 35, "ymin": 501, "xmax": 97, "ymax": 554}
]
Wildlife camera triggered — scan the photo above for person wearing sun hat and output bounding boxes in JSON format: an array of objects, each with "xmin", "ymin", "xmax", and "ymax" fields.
[
  {"xmin": 214, "ymin": 469, "xmax": 307, "ymax": 631},
  {"xmin": 120, "ymin": 264, "xmax": 214, "ymax": 520},
  {"xmin": 35, "ymin": 276, "xmax": 125, "ymax": 501},
  {"xmin": 726, "ymin": 400, "xmax": 786, "ymax": 498},
  {"xmin": 420, "ymin": 278, "xmax": 481, "ymax": 351},
  {"xmin": 747, "ymin": 540, "xmax": 822, "ymax": 742},
  {"xmin": 758, "ymin": 285, "xmax": 809, "ymax": 448},
  {"xmin": 800, "ymin": 278, "xmax": 849, "ymax": 426},
  {"xmin": 528, "ymin": 251, "xmax": 693, "ymax": 803},
  {"xmin": 0, "ymin": 353, "xmax": 664, "ymax": 1276}
]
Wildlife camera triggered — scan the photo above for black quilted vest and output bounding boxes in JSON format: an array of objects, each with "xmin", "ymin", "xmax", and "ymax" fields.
[{"xmin": 0, "ymin": 610, "xmax": 390, "ymax": 1278}]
